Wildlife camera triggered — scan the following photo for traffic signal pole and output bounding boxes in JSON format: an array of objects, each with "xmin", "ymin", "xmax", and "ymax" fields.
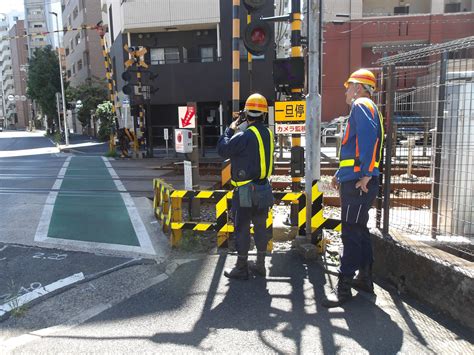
[{"xmin": 305, "ymin": 0, "xmax": 322, "ymax": 239}]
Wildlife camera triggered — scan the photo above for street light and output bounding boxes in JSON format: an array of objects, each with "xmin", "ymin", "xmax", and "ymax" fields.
[{"xmin": 49, "ymin": 11, "xmax": 69, "ymax": 145}]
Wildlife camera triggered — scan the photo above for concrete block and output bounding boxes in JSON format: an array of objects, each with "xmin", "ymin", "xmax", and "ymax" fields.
[
  {"xmin": 292, "ymin": 235, "xmax": 310, "ymax": 249},
  {"xmin": 371, "ymin": 231, "xmax": 474, "ymax": 331},
  {"xmin": 298, "ymin": 243, "xmax": 318, "ymax": 260}
]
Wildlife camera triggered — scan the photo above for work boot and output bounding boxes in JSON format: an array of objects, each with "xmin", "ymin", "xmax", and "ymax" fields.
[
  {"xmin": 322, "ymin": 274, "xmax": 353, "ymax": 308},
  {"xmin": 249, "ymin": 251, "xmax": 266, "ymax": 277},
  {"xmin": 224, "ymin": 255, "xmax": 249, "ymax": 280},
  {"xmin": 352, "ymin": 264, "xmax": 374, "ymax": 294}
]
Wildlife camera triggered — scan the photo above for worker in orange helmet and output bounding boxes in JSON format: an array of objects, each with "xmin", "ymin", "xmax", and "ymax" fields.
[
  {"xmin": 323, "ymin": 69, "xmax": 384, "ymax": 308},
  {"xmin": 217, "ymin": 93, "xmax": 275, "ymax": 280}
]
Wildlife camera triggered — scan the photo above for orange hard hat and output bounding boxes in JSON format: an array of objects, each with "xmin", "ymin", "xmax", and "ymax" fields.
[
  {"xmin": 344, "ymin": 69, "xmax": 376, "ymax": 90},
  {"xmin": 244, "ymin": 93, "xmax": 268, "ymax": 116}
]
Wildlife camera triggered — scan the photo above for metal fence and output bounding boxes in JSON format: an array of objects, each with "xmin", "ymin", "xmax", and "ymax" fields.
[{"xmin": 376, "ymin": 36, "xmax": 474, "ymax": 259}]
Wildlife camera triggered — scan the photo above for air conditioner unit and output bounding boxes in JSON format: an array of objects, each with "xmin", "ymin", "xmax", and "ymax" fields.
[
  {"xmin": 394, "ymin": 6, "xmax": 409, "ymax": 14},
  {"xmin": 445, "ymin": 3, "xmax": 461, "ymax": 13}
]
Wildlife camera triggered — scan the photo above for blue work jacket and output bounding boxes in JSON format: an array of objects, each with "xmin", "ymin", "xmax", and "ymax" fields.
[{"xmin": 336, "ymin": 97, "xmax": 384, "ymax": 183}]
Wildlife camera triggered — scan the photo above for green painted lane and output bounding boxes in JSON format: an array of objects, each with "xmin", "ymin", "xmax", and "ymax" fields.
[{"xmin": 48, "ymin": 157, "xmax": 140, "ymax": 246}]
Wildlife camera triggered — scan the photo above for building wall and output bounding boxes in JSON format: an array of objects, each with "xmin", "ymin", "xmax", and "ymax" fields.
[
  {"xmin": 322, "ymin": 12, "xmax": 474, "ymax": 121},
  {"xmin": 106, "ymin": 0, "xmax": 275, "ymax": 130},
  {"xmin": 63, "ymin": 0, "xmax": 106, "ymax": 86},
  {"xmin": 9, "ymin": 20, "xmax": 30, "ymax": 129},
  {"xmin": 0, "ymin": 15, "xmax": 16, "ymax": 124},
  {"xmin": 121, "ymin": 0, "xmax": 220, "ymax": 32},
  {"xmin": 24, "ymin": 0, "xmax": 49, "ymax": 58}
]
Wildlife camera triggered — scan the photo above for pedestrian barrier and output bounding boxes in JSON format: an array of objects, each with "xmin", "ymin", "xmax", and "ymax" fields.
[{"xmin": 153, "ymin": 179, "xmax": 341, "ymax": 253}]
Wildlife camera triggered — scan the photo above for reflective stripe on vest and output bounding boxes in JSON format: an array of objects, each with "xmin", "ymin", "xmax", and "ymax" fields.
[
  {"xmin": 231, "ymin": 126, "xmax": 274, "ymax": 187},
  {"xmin": 339, "ymin": 159, "xmax": 380, "ymax": 169}
]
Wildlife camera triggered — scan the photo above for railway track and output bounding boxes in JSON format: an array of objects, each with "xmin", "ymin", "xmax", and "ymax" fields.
[{"xmin": 157, "ymin": 160, "xmax": 432, "ymax": 209}]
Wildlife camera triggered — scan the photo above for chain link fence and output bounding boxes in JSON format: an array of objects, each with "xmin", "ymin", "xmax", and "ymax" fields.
[{"xmin": 376, "ymin": 36, "xmax": 474, "ymax": 260}]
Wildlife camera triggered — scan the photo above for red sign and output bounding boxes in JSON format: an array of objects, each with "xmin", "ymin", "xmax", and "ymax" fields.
[{"xmin": 179, "ymin": 106, "xmax": 196, "ymax": 128}]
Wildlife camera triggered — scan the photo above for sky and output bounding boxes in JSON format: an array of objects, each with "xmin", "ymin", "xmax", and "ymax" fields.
[{"xmin": 0, "ymin": 0, "xmax": 25, "ymax": 22}]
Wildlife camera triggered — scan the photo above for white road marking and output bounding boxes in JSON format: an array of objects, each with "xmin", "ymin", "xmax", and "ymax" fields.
[
  {"xmin": 0, "ymin": 272, "xmax": 85, "ymax": 318},
  {"xmin": 102, "ymin": 157, "xmax": 157, "ymax": 256},
  {"xmin": 35, "ymin": 157, "xmax": 71, "ymax": 242}
]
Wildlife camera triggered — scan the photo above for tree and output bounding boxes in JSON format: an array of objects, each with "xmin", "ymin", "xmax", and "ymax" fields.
[
  {"xmin": 95, "ymin": 101, "xmax": 115, "ymax": 141},
  {"xmin": 66, "ymin": 80, "xmax": 108, "ymax": 128},
  {"xmin": 27, "ymin": 46, "xmax": 63, "ymax": 129}
]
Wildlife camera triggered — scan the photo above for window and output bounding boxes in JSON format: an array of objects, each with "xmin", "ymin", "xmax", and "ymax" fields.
[
  {"xmin": 75, "ymin": 33, "xmax": 81, "ymax": 45},
  {"xmin": 150, "ymin": 47, "xmax": 180, "ymax": 64},
  {"xmin": 77, "ymin": 59, "xmax": 82, "ymax": 71},
  {"xmin": 68, "ymin": 15, "xmax": 71, "ymax": 27},
  {"xmin": 65, "ymin": 47, "xmax": 70, "ymax": 56},
  {"xmin": 83, "ymin": 52, "xmax": 89, "ymax": 67},
  {"xmin": 200, "ymin": 46, "xmax": 215, "ymax": 62},
  {"xmin": 70, "ymin": 39, "xmax": 74, "ymax": 51},
  {"xmin": 72, "ymin": 64, "xmax": 75, "ymax": 74},
  {"xmin": 73, "ymin": 6, "xmax": 79, "ymax": 19},
  {"xmin": 33, "ymin": 24, "xmax": 42, "ymax": 28},
  {"xmin": 67, "ymin": 70, "xmax": 71, "ymax": 78}
]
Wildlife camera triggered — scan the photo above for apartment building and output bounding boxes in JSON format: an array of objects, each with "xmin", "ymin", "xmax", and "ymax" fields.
[
  {"xmin": 321, "ymin": 0, "xmax": 474, "ymax": 121},
  {"xmin": 0, "ymin": 14, "xmax": 16, "ymax": 126},
  {"xmin": 24, "ymin": 0, "xmax": 50, "ymax": 58},
  {"xmin": 62, "ymin": 0, "xmax": 106, "ymax": 86},
  {"xmin": 9, "ymin": 20, "xmax": 31, "ymax": 129},
  {"xmin": 101, "ymin": 0, "xmax": 275, "ymax": 145}
]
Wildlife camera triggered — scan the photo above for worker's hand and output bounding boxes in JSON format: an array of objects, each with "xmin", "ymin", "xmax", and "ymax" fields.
[
  {"xmin": 330, "ymin": 175, "xmax": 339, "ymax": 190},
  {"xmin": 355, "ymin": 176, "xmax": 372, "ymax": 193},
  {"xmin": 229, "ymin": 120, "xmax": 239, "ymax": 131}
]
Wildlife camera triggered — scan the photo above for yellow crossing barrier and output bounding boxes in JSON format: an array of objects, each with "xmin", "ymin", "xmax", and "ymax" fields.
[{"xmin": 153, "ymin": 179, "xmax": 341, "ymax": 254}]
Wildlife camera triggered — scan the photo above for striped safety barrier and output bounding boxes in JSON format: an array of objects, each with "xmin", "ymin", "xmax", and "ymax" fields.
[{"xmin": 153, "ymin": 179, "xmax": 341, "ymax": 253}]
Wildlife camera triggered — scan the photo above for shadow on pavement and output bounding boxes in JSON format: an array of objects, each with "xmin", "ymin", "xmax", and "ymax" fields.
[{"xmin": 65, "ymin": 251, "xmax": 407, "ymax": 352}]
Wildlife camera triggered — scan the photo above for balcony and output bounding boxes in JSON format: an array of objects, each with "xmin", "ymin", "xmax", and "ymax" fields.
[
  {"xmin": 121, "ymin": 0, "xmax": 220, "ymax": 32},
  {"xmin": 27, "ymin": 13, "xmax": 46, "ymax": 22},
  {"xmin": 2, "ymin": 69, "xmax": 13, "ymax": 77},
  {"xmin": 4, "ymin": 79, "xmax": 14, "ymax": 91}
]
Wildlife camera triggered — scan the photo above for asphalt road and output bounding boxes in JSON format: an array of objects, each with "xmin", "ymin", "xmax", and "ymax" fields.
[
  {"xmin": 5, "ymin": 252, "xmax": 473, "ymax": 354},
  {"xmin": 0, "ymin": 243, "xmax": 132, "ymax": 316}
]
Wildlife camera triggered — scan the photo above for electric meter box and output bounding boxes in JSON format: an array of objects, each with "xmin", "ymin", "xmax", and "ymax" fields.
[{"xmin": 175, "ymin": 129, "xmax": 193, "ymax": 153}]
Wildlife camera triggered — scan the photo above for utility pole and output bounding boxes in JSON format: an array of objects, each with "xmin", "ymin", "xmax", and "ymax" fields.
[
  {"xmin": 50, "ymin": 11, "xmax": 69, "ymax": 146},
  {"xmin": 305, "ymin": 0, "xmax": 321, "ymax": 238}
]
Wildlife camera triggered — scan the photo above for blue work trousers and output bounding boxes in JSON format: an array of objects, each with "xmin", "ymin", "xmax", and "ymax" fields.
[
  {"xmin": 339, "ymin": 177, "xmax": 379, "ymax": 278},
  {"xmin": 231, "ymin": 188, "xmax": 269, "ymax": 255}
]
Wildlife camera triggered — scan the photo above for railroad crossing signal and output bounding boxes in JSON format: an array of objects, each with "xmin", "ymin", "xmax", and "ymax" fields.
[
  {"xmin": 242, "ymin": 0, "xmax": 273, "ymax": 56},
  {"xmin": 124, "ymin": 44, "xmax": 148, "ymax": 69}
]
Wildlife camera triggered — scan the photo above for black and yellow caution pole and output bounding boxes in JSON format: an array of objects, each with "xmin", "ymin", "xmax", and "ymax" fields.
[
  {"xmin": 290, "ymin": 0, "xmax": 302, "ymax": 190},
  {"xmin": 232, "ymin": 0, "xmax": 240, "ymax": 117},
  {"xmin": 99, "ymin": 33, "xmax": 117, "ymax": 154},
  {"xmin": 247, "ymin": 12, "xmax": 252, "ymax": 93}
]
